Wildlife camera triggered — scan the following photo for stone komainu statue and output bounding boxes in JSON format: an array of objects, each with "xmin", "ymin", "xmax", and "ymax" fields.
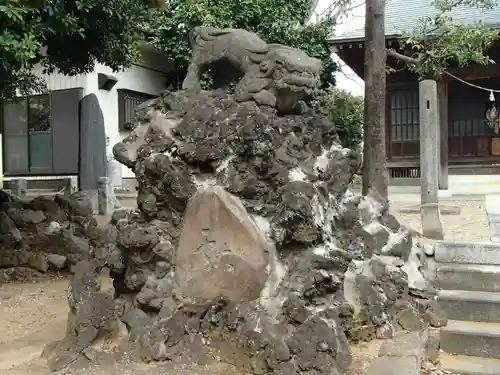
[{"xmin": 182, "ymin": 26, "xmax": 323, "ymax": 113}]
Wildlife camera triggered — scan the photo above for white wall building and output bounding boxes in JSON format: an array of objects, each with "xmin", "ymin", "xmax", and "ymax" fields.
[{"xmin": 0, "ymin": 45, "xmax": 173, "ymax": 190}]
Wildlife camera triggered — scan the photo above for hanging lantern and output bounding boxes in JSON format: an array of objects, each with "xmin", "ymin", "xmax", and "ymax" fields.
[{"xmin": 485, "ymin": 91, "xmax": 500, "ymax": 134}]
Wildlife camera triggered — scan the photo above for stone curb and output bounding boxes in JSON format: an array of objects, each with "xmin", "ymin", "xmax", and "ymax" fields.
[
  {"xmin": 365, "ymin": 331, "xmax": 424, "ymax": 375},
  {"xmin": 397, "ymin": 205, "xmax": 461, "ymax": 215}
]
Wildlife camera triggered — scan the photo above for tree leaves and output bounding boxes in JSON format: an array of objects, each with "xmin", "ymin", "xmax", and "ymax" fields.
[
  {"xmin": 1, "ymin": 0, "xmax": 338, "ymax": 99},
  {"xmin": 0, "ymin": 0, "xmax": 153, "ymax": 99},
  {"xmin": 315, "ymin": 87, "xmax": 363, "ymax": 148},
  {"xmin": 396, "ymin": 0, "xmax": 500, "ymax": 78}
]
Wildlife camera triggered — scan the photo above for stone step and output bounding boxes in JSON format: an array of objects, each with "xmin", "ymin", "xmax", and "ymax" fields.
[
  {"xmin": 440, "ymin": 352, "xmax": 500, "ymax": 375},
  {"xmin": 434, "ymin": 241, "xmax": 500, "ymax": 265},
  {"xmin": 441, "ymin": 320, "xmax": 500, "ymax": 359},
  {"xmin": 438, "ymin": 290, "xmax": 500, "ymax": 322},
  {"xmin": 435, "ymin": 264, "xmax": 500, "ymax": 292}
]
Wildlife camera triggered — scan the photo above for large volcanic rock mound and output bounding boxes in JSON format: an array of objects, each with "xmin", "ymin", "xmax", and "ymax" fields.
[
  {"xmin": 45, "ymin": 90, "xmax": 437, "ymax": 374},
  {"xmin": 115, "ymin": 89, "xmax": 358, "ymax": 243}
]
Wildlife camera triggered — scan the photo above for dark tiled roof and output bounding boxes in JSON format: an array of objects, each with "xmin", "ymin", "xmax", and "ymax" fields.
[{"xmin": 331, "ymin": 0, "xmax": 500, "ymax": 42}]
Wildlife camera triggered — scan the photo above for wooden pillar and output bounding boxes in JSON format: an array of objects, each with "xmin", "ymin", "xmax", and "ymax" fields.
[{"xmin": 437, "ymin": 80, "xmax": 449, "ymax": 190}]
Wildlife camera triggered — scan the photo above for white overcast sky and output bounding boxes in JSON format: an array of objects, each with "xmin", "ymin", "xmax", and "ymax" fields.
[{"xmin": 311, "ymin": 0, "xmax": 366, "ymax": 96}]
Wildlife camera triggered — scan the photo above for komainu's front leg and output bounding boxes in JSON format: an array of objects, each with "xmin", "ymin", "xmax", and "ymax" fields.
[
  {"xmin": 182, "ymin": 60, "xmax": 202, "ymax": 91},
  {"xmin": 234, "ymin": 75, "xmax": 275, "ymax": 106},
  {"xmin": 252, "ymin": 90, "xmax": 277, "ymax": 108}
]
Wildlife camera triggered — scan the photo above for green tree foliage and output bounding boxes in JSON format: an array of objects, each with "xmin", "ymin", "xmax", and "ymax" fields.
[
  {"xmin": 316, "ymin": 87, "xmax": 363, "ymax": 148},
  {"xmin": 388, "ymin": 0, "xmax": 500, "ymax": 78},
  {"xmin": 0, "ymin": 0, "xmax": 155, "ymax": 100},
  {"xmin": 146, "ymin": 0, "xmax": 337, "ymax": 89}
]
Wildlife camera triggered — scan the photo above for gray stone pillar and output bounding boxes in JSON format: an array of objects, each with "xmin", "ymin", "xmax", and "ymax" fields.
[
  {"xmin": 107, "ymin": 156, "xmax": 121, "ymax": 209},
  {"xmin": 98, "ymin": 177, "xmax": 114, "ymax": 215},
  {"xmin": 64, "ymin": 176, "xmax": 79, "ymax": 196},
  {"xmin": 419, "ymin": 79, "xmax": 444, "ymax": 240},
  {"xmin": 11, "ymin": 178, "xmax": 27, "ymax": 198}
]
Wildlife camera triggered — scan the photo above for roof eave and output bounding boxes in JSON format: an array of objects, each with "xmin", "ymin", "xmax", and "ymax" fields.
[
  {"xmin": 328, "ymin": 33, "xmax": 403, "ymax": 45},
  {"xmin": 329, "ymin": 23, "xmax": 500, "ymax": 45}
]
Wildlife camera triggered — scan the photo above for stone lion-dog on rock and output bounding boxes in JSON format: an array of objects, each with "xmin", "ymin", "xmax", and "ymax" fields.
[{"xmin": 182, "ymin": 26, "xmax": 323, "ymax": 114}]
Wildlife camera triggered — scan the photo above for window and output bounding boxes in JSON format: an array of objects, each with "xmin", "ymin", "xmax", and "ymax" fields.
[
  {"xmin": 389, "ymin": 89, "xmax": 420, "ymax": 158},
  {"xmin": 449, "ymin": 82, "xmax": 493, "ymax": 138},
  {"xmin": 2, "ymin": 94, "xmax": 53, "ymax": 174},
  {"xmin": 447, "ymin": 79, "xmax": 500, "ymax": 157},
  {"xmin": 1, "ymin": 89, "xmax": 82, "ymax": 176},
  {"xmin": 118, "ymin": 89, "xmax": 157, "ymax": 131}
]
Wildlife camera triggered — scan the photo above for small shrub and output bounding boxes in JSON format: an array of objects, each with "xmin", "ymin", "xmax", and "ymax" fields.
[{"xmin": 314, "ymin": 86, "xmax": 363, "ymax": 150}]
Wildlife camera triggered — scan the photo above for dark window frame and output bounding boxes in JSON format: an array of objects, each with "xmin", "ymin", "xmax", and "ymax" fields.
[
  {"xmin": 447, "ymin": 79, "xmax": 500, "ymax": 158},
  {"xmin": 448, "ymin": 80, "xmax": 495, "ymax": 138},
  {"xmin": 1, "ymin": 93, "xmax": 54, "ymax": 175},
  {"xmin": 388, "ymin": 88, "xmax": 420, "ymax": 159},
  {"xmin": 118, "ymin": 89, "xmax": 157, "ymax": 131}
]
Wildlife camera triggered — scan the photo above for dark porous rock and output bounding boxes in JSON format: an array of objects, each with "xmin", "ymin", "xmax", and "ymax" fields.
[
  {"xmin": 28, "ymin": 252, "xmax": 50, "ymax": 273},
  {"xmin": 382, "ymin": 228, "xmax": 412, "ymax": 261},
  {"xmin": 30, "ymin": 195, "xmax": 69, "ymax": 222},
  {"xmin": 0, "ymin": 191, "xmax": 94, "ymax": 281},
  {"xmin": 69, "ymin": 215, "xmax": 99, "ymax": 238},
  {"xmin": 355, "ymin": 221, "xmax": 390, "ymax": 258},
  {"xmin": 0, "ymin": 248, "xmax": 28, "ymax": 268},
  {"xmin": 121, "ymin": 308, "xmax": 153, "ymax": 340},
  {"xmin": 47, "ymin": 254, "xmax": 67, "ymax": 270},
  {"xmin": 0, "ymin": 266, "xmax": 44, "ymax": 282},
  {"xmin": 376, "ymin": 322, "xmax": 395, "ymax": 339},
  {"xmin": 423, "ymin": 300, "xmax": 448, "ymax": 328},
  {"xmin": 425, "ymin": 331, "xmax": 440, "ymax": 363},
  {"xmin": 59, "ymin": 230, "xmax": 91, "ymax": 265},
  {"xmin": 343, "ymin": 253, "xmax": 425, "ymax": 340},
  {"xmin": 282, "ymin": 293, "xmax": 309, "ymax": 324},
  {"xmin": 55, "ymin": 192, "xmax": 94, "ymax": 218},
  {"xmin": 93, "ymin": 243, "xmax": 124, "ymax": 273},
  {"xmin": 8, "ymin": 209, "xmax": 46, "ymax": 230},
  {"xmin": 287, "ymin": 316, "xmax": 351, "ymax": 373},
  {"xmin": 111, "ymin": 208, "xmax": 132, "ymax": 225},
  {"xmin": 48, "ymin": 54, "xmax": 429, "ymax": 373},
  {"xmin": 396, "ymin": 305, "xmax": 423, "ymax": 331},
  {"xmin": 381, "ymin": 213, "xmax": 401, "ymax": 232},
  {"xmin": 117, "ymin": 222, "xmax": 159, "ymax": 250},
  {"xmin": 43, "ymin": 259, "xmax": 116, "ymax": 372},
  {"xmin": 0, "ymin": 211, "xmax": 22, "ymax": 242}
]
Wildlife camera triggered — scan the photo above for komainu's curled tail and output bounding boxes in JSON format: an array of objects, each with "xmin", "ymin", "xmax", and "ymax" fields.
[{"xmin": 188, "ymin": 26, "xmax": 234, "ymax": 46}]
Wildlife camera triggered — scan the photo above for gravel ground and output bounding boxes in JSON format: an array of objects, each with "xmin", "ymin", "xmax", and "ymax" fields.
[
  {"xmin": 390, "ymin": 199, "xmax": 490, "ymax": 242},
  {"xmin": 0, "ymin": 276, "xmax": 246, "ymax": 375}
]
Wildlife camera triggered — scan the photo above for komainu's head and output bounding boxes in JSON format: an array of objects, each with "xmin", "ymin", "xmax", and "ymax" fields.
[{"xmin": 266, "ymin": 45, "xmax": 322, "ymax": 112}]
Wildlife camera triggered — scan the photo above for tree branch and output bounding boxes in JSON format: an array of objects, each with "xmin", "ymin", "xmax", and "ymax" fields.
[
  {"xmin": 343, "ymin": 2, "xmax": 365, "ymax": 15},
  {"xmin": 386, "ymin": 48, "xmax": 421, "ymax": 65},
  {"xmin": 315, "ymin": 0, "xmax": 363, "ymax": 21}
]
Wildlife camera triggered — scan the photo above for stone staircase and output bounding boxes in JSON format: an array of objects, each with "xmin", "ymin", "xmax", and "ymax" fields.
[{"xmin": 434, "ymin": 241, "xmax": 500, "ymax": 374}]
